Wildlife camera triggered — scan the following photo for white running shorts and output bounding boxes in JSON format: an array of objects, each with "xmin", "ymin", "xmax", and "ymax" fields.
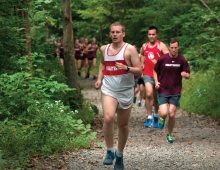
[{"xmin": 101, "ymin": 85, "xmax": 134, "ymax": 109}]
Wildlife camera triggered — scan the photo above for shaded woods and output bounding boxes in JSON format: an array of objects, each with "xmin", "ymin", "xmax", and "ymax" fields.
[{"xmin": 0, "ymin": 0, "xmax": 219, "ymax": 168}]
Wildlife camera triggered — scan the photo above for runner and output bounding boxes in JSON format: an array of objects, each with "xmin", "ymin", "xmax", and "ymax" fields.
[
  {"xmin": 154, "ymin": 38, "xmax": 190, "ymax": 143},
  {"xmin": 77, "ymin": 37, "xmax": 85, "ymax": 77},
  {"xmin": 74, "ymin": 39, "xmax": 83, "ymax": 75},
  {"xmin": 140, "ymin": 26, "xmax": 169, "ymax": 128},
  {"xmin": 95, "ymin": 22, "xmax": 142, "ymax": 170},
  {"xmin": 85, "ymin": 38, "xmax": 99, "ymax": 80}
]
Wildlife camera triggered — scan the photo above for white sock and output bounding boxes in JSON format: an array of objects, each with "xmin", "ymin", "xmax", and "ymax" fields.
[
  {"xmin": 154, "ymin": 113, "xmax": 159, "ymax": 117},
  {"xmin": 107, "ymin": 147, "xmax": 114, "ymax": 153},
  {"xmin": 116, "ymin": 150, "xmax": 123, "ymax": 157},
  {"xmin": 148, "ymin": 115, "xmax": 153, "ymax": 119}
]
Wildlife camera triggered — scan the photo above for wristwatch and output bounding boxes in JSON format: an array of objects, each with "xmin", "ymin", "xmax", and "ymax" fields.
[{"xmin": 126, "ymin": 66, "xmax": 130, "ymax": 72}]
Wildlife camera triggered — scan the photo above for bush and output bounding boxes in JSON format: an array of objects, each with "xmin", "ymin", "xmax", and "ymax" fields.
[
  {"xmin": 0, "ymin": 101, "xmax": 96, "ymax": 168},
  {"xmin": 0, "ymin": 72, "xmax": 72, "ymax": 120},
  {"xmin": 0, "ymin": 71, "xmax": 97, "ymax": 168},
  {"xmin": 181, "ymin": 71, "xmax": 220, "ymax": 118}
]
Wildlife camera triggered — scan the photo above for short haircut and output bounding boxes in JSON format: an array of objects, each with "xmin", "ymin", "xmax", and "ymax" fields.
[
  {"xmin": 148, "ymin": 26, "xmax": 158, "ymax": 33},
  {"xmin": 169, "ymin": 38, "xmax": 179, "ymax": 46},
  {"xmin": 79, "ymin": 37, "xmax": 84, "ymax": 43},
  {"xmin": 109, "ymin": 21, "xmax": 125, "ymax": 32}
]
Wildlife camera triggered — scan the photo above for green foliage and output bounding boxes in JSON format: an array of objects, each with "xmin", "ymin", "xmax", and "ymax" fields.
[
  {"xmin": 0, "ymin": 69, "xmax": 97, "ymax": 168},
  {"xmin": 0, "ymin": 101, "xmax": 96, "ymax": 168},
  {"xmin": 181, "ymin": 71, "xmax": 220, "ymax": 118},
  {"xmin": 0, "ymin": 150, "xmax": 6, "ymax": 167},
  {"xmin": 73, "ymin": 102, "xmax": 99, "ymax": 125},
  {"xmin": 0, "ymin": 71, "xmax": 72, "ymax": 120}
]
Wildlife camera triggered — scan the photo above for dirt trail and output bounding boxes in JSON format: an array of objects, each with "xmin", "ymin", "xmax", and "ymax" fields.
[{"xmin": 36, "ymin": 77, "xmax": 220, "ymax": 170}]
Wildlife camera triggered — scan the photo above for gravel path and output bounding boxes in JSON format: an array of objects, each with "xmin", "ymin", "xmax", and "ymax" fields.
[{"xmin": 36, "ymin": 78, "xmax": 220, "ymax": 170}]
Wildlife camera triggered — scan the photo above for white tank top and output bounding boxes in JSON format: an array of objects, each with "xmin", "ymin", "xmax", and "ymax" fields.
[{"xmin": 102, "ymin": 43, "xmax": 134, "ymax": 92}]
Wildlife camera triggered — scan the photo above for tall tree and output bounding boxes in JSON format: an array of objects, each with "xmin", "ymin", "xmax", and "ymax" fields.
[{"xmin": 61, "ymin": 0, "xmax": 82, "ymax": 109}]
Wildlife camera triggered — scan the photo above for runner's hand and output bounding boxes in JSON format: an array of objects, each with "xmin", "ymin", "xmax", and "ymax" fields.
[
  {"xmin": 95, "ymin": 80, "xmax": 102, "ymax": 89},
  {"xmin": 115, "ymin": 62, "xmax": 126, "ymax": 70},
  {"xmin": 155, "ymin": 81, "xmax": 160, "ymax": 89}
]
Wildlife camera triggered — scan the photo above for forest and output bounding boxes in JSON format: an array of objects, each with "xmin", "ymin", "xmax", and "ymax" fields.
[{"xmin": 0, "ymin": 0, "xmax": 219, "ymax": 168}]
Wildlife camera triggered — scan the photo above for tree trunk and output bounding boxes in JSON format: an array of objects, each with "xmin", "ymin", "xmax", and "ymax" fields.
[{"xmin": 61, "ymin": 0, "xmax": 83, "ymax": 109}]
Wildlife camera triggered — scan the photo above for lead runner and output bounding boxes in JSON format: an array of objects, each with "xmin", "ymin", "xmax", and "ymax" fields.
[{"xmin": 95, "ymin": 21, "xmax": 142, "ymax": 170}]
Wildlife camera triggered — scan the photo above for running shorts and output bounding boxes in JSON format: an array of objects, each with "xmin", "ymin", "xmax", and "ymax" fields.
[{"xmin": 101, "ymin": 85, "xmax": 133, "ymax": 109}]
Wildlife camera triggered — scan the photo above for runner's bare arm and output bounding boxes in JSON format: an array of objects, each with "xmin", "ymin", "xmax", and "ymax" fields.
[
  {"xmin": 160, "ymin": 42, "xmax": 169, "ymax": 54},
  {"xmin": 95, "ymin": 45, "xmax": 105, "ymax": 89},
  {"xmin": 86, "ymin": 44, "xmax": 92, "ymax": 52},
  {"xmin": 126, "ymin": 44, "xmax": 142, "ymax": 76},
  {"xmin": 153, "ymin": 70, "xmax": 160, "ymax": 89},
  {"xmin": 140, "ymin": 46, "xmax": 145, "ymax": 69}
]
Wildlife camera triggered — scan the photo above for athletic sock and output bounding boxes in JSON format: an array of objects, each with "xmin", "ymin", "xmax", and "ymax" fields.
[
  {"xmin": 148, "ymin": 115, "xmax": 153, "ymax": 119},
  {"xmin": 116, "ymin": 150, "xmax": 123, "ymax": 157},
  {"xmin": 154, "ymin": 113, "xmax": 159, "ymax": 117},
  {"xmin": 107, "ymin": 147, "xmax": 114, "ymax": 153}
]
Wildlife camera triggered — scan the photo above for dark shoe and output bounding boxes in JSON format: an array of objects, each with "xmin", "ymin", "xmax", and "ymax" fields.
[
  {"xmin": 93, "ymin": 75, "xmax": 97, "ymax": 80},
  {"xmin": 114, "ymin": 152, "xmax": 124, "ymax": 170},
  {"xmin": 85, "ymin": 73, "xmax": 90, "ymax": 79},
  {"xmin": 103, "ymin": 150, "xmax": 115, "ymax": 165},
  {"xmin": 133, "ymin": 96, "xmax": 137, "ymax": 103},
  {"xmin": 153, "ymin": 113, "xmax": 159, "ymax": 128},
  {"xmin": 78, "ymin": 71, "xmax": 81, "ymax": 77}
]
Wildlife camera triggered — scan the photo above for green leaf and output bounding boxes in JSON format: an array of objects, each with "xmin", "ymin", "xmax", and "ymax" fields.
[
  {"xmin": 77, "ymin": 119, "xmax": 83, "ymax": 124},
  {"xmin": 50, "ymin": 88, "xmax": 55, "ymax": 93}
]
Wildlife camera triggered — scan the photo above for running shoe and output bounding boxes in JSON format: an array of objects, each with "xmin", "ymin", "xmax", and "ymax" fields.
[
  {"xmin": 133, "ymin": 96, "xmax": 137, "ymax": 103},
  {"xmin": 153, "ymin": 113, "xmax": 159, "ymax": 128},
  {"xmin": 85, "ymin": 73, "xmax": 90, "ymax": 79},
  {"xmin": 144, "ymin": 118, "xmax": 153, "ymax": 127},
  {"xmin": 114, "ymin": 152, "xmax": 124, "ymax": 170},
  {"xmin": 78, "ymin": 71, "xmax": 81, "ymax": 77},
  {"xmin": 103, "ymin": 150, "xmax": 115, "ymax": 165},
  {"xmin": 167, "ymin": 134, "xmax": 174, "ymax": 143},
  {"xmin": 138, "ymin": 101, "xmax": 141, "ymax": 107},
  {"xmin": 159, "ymin": 117, "xmax": 165, "ymax": 129}
]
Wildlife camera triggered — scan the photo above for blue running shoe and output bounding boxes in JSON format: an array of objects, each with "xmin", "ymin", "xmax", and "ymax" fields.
[
  {"xmin": 103, "ymin": 150, "xmax": 115, "ymax": 165},
  {"xmin": 144, "ymin": 118, "xmax": 153, "ymax": 127},
  {"xmin": 159, "ymin": 117, "xmax": 165, "ymax": 129},
  {"xmin": 114, "ymin": 152, "xmax": 124, "ymax": 170},
  {"xmin": 133, "ymin": 96, "xmax": 137, "ymax": 103},
  {"xmin": 167, "ymin": 134, "xmax": 174, "ymax": 143},
  {"xmin": 153, "ymin": 115, "xmax": 159, "ymax": 128},
  {"xmin": 138, "ymin": 101, "xmax": 141, "ymax": 107}
]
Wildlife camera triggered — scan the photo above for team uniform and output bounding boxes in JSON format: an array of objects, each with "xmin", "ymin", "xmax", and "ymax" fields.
[
  {"xmin": 143, "ymin": 40, "xmax": 162, "ymax": 84},
  {"xmin": 74, "ymin": 45, "xmax": 82, "ymax": 60},
  {"xmin": 101, "ymin": 43, "xmax": 134, "ymax": 109},
  {"xmin": 88, "ymin": 44, "xmax": 98, "ymax": 60},
  {"xmin": 80, "ymin": 44, "xmax": 86, "ymax": 60},
  {"xmin": 154, "ymin": 53, "xmax": 190, "ymax": 106}
]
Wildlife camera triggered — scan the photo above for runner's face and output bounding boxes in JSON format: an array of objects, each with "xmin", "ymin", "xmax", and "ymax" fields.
[
  {"xmin": 85, "ymin": 38, "xmax": 88, "ymax": 44},
  {"xmin": 147, "ymin": 29, "xmax": 158, "ymax": 43},
  {"xmin": 169, "ymin": 42, "xmax": 179, "ymax": 57},
  {"xmin": 109, "ymin": 26, "xmax": 125, "ymax": 43},
  {"xmin": 92, "ymin": 38, "xmax": 96, "ymax": 44},
  {"xmin": 75, "ymin": 39, "xmax": 79, "ymax": 45}
]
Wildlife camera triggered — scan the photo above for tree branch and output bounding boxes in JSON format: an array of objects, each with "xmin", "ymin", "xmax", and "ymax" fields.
[{"xmin": 199, "ymin": 0, "xmax": 220, "ymax": 22}]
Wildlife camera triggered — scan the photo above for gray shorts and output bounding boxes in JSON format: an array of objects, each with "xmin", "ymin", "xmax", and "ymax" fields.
[
  {"xmin": 101, "ymin": 85, "xmax": 134, "ymax": 109},
  {"xmin": 157, "ymin": 93, "xmax": 181, "ymax": 107},
  {"xmin": 143, "ymin": 75, "xmax": 155, "ymax": 85}
]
